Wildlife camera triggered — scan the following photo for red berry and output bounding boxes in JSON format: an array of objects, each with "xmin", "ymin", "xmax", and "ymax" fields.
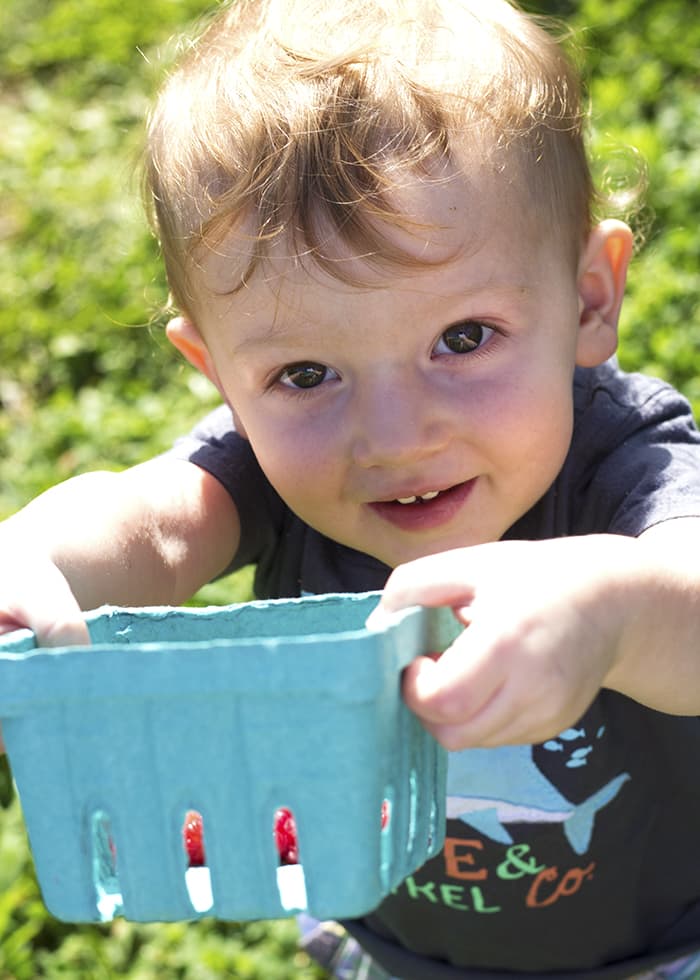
[
  {"xmin": 380, "ymin": 799, "xmax": 391, "ymax": 830},
  {"xmin": 183, "ymin": 810, "xmax": 206, "ymax": 867},
  {"xmin": 274, "ymin": 807, "xmax": 299, "ymax": 865}
]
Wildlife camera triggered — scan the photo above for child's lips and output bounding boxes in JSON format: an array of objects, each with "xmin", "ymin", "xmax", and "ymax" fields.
[{"xmin": 368, "ymin": 480, "xmax": 475, "ymax": 531}]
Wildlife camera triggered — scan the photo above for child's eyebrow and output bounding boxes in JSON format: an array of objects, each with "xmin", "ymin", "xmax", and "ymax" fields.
[
  {"xmin": 224, "ymin": 276, "xmax": 535, "ymax": 356},
  {"xmin": 230, "ymin": 323, "xmax": 293, "ymax": 355},
  {"xmin": 227, "ymin": 308, "xmax": 330, "ymax": 355}
]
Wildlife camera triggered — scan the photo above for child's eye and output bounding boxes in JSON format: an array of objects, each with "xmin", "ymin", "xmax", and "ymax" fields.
[
  {"xmin": 278, "ymin": 362, "xmax": 337, "ymax": 389},
  {"xmin": 433, "ymin": 321, "xmax": 494, "ymax": 355}
]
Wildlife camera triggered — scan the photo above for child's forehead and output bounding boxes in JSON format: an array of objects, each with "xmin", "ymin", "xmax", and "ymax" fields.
[
  {"xmin": 188, "ymin": 174, "xmax": 553, "ymax": 349},
  {"xmin": 191, "ymin": 155, "xmax": 529, "ymax": 305}
]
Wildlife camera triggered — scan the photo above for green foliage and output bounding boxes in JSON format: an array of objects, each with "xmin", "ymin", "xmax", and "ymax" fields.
[
  {"xmin": 525, "ymin": 0, "xmax": 700, "ymax": 409},
  {"xmin": 0, "ymin": 0, "xmax": 223, "ymax": 514},
  {"xmin": 1, "ymin": 0, "xmax": 699, "ymax": 975}
]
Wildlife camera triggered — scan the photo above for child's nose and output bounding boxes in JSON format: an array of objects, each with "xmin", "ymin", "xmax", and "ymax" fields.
[{"xmin": 350, "ymin": 376, "xmax": 449, "ymax": 468}]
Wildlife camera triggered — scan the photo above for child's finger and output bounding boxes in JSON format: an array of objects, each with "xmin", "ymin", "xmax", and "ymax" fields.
[
  {"xmin": 401, "ymin": 629, "xmax": 504, "ymax": 742},
  {"xmin": 402, "ymin": 653, "xmax": 503, "ymax": 750},
  {"xmin": 0, "ymin": 559, "xmax": 89, "ymax": 648},
  {"xmin": 379, "ymin": 547, "xmax": 479, "ymax": 613},
  {"xmin": 404, "ymin": 652, "xmax": 561, "ymax": 750}
]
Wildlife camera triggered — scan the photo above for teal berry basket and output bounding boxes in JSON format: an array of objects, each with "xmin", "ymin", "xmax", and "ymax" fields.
[{"xmin": 0, "ymin": 591, "xmax": 460, "ymax": 925}]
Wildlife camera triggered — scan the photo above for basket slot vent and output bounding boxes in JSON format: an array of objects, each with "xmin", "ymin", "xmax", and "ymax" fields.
[
  {"xmin": 91, "ymin": 810, "xmax": 123, "ymax": 922},
  {"xmin": 182, "ymin": 809, "xmax": 214, "ymax": 914},
  {"xmin": 273, "ymin": 806, "xmax": 307, "ymax": 912}
]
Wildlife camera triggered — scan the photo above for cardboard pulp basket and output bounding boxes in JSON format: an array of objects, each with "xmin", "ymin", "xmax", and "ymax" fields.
[{"xmin": 0, "ymin": 591, "xmax": 459, "ymax": 924}]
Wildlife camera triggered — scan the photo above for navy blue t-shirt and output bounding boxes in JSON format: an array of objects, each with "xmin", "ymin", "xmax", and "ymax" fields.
[{"xmin": 168, "ymin": 361, "xmax": 700, "ymax": 978}]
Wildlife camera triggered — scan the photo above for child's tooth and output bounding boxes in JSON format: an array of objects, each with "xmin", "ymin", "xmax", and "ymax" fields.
[{"xmin": 395, "ymin": 491, "xmax": 440, "ymax": 504}]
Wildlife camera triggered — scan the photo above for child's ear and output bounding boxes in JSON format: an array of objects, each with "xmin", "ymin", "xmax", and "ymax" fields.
[
  {"xmin": 166, "ymin": 316, "xmax": 223, "ymax": 391},
  {"xmin": 166, "ymin": 316, "xmax": 250, "ymax": 440},
  {"xmin": 576, "ymin": 219, "xmax": 634, "ymax": 367}
]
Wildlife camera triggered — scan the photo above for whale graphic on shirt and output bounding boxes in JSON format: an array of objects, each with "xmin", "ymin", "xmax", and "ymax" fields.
[{"xmin": 446, "ymin": 744, "xmax": 630, "ymax": 856}]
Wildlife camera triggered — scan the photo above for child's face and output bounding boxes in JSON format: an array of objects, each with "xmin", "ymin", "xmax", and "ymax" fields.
[{"xmin": 181, "ymin": 167, "xmax": 616, "ymax": 569}]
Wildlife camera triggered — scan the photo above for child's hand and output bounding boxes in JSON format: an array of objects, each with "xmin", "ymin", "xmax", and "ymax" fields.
[
  {"xmin": 0, "ymin": 554, "xmax": 89, "ymax": 646},
  {"xmin": 379, "ymin": 537, "xmax": 638, "ymax": 751},
  {"xmin": 0, "ymin": 555, "xmax": 89, "ymax": 754}
]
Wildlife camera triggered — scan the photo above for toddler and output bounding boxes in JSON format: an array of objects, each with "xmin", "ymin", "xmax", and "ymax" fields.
[{"xmin": 2, "ymin": 1, "xmax": 700, "ymax": 976}]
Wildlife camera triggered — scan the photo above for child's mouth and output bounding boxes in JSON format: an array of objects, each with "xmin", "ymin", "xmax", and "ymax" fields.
[{"xmin": 369, "ymin": 481, "xmax": 474, "ymax": 530}]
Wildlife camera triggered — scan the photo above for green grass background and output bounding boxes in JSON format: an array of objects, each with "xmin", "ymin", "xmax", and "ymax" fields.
[{"xmin": 1, "ymin": 0, "xmax": 699, "ymax": 975}]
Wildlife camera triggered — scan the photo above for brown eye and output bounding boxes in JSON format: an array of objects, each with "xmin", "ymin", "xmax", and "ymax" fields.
[
  {"xmin": 439, "ymin": 321, "xmax": 489, "ymax": 354},
  {"xmin": 279, "ymin": 362, "xmax": 334, "ymax": 389}
]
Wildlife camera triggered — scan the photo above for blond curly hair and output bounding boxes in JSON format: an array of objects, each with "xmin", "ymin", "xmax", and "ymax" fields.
[{"xmin": 145, "ymin": 0, "xmax": 592, "ymax": 313}]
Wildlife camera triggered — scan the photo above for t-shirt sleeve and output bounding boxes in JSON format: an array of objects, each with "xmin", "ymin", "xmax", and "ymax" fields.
[
  {"xmin": 164, "ymin": 404, "xmax": 285, "ymax": 573},
  {"xmin": 570, "ymin": 365, "xmax": 700, "ymax": 536}
]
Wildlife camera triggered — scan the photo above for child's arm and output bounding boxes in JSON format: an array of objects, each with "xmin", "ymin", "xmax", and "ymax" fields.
[
  {"xmin": 0, "ymin": 457, "xmax": 240, "ymax": 646},
  {"xmin": 375, "ymin": 519, "xmax": 700, "ymax": 750}
]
